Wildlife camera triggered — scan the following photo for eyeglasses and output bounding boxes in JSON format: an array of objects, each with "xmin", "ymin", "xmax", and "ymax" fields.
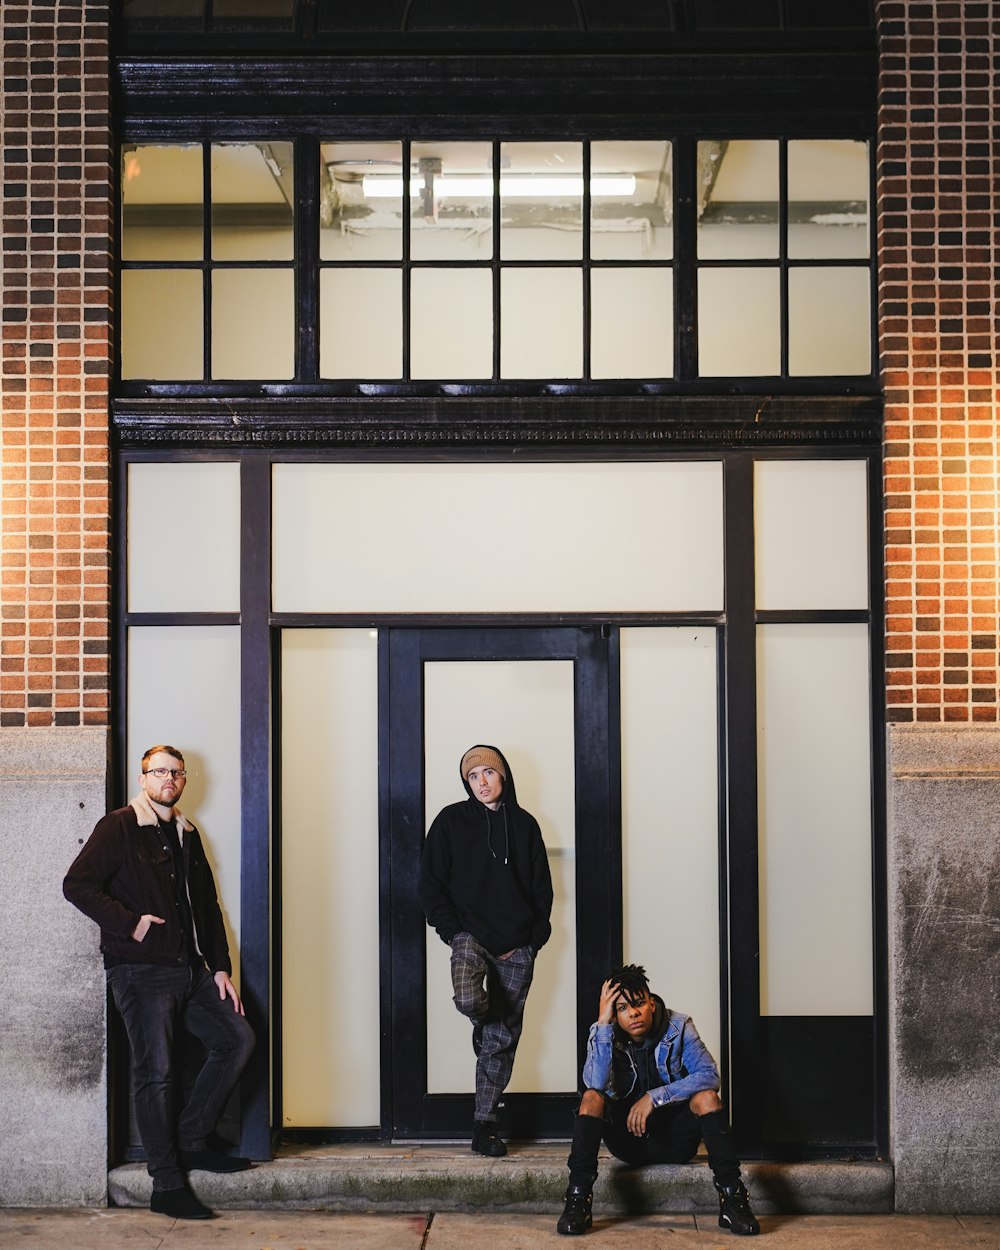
[{"xmin": 143, "ymin": 768, "xmax": 187, "ymax": 780}]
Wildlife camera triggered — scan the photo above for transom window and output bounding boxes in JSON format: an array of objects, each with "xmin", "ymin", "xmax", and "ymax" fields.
[{"xmin": 118, "ymin": 136, "xmax": 871, "ymax": 387}]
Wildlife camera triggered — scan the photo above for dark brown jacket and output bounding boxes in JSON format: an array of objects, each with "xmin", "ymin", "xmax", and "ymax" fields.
[{"xmin": 63, "ymin": 793, "xmax": 232, "ymax": 972}]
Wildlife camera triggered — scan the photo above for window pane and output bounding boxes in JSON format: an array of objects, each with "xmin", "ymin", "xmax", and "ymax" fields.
[
  {"xmin": 281, "ymin": 630, "xmax": 380, "ymax": 1127},
  {"xmin": 211, "ymin": 142, "xmax": 294, "ymax": 261},
  {"xmin": 788, "ymin": 139, "xmax": 870, "ymax": 259},
  {"xmin": 128, "ymin": 463, "xmax": 241, "ymax": 612},
  {"xmin": 320, "ymin": 268, "xmax": 402, "ymax": 379},
  {"xmin": 120, "ymin": 269, "xmax": 203, "ymax": 380},
  {"xmin": 500, "ymin": 142, "xmax": 583, "ymax": 260},
  {"xmin": 621, "ymin": 627, "xmax": 720, "ymax": 1063},
  {"xmin": 788, "ymin": 267, "xmax": 871, "ymax": 376},
  {"xmin": 122, "ymin": 144, "xmax": 203, "ymax": 261},
  {"xmin": 320, "ymin": 142, "xmax": 403, "ymax": 261},
  {"xmin": 757, "ymin": 623, "xmax": 873, "ymax": 1016},
  {"xmin": 591, "ymin": 140, "xmax": 673, "ymax": 260},
  {"xmin": 697, "ymin": 139, "xmax": 778, "ymax": 259},
  {"xmin": 755, "ymin": 460, "xmax": 869, "ymax": 610},
  {"xmin": 212, "ymin": 0, "xmax": 294, "ymax": 17},
  {"xmin": 591, "ymin": 268, "xmax": 673, "ymax": 378},
  {"xmin": 410, "ymin": 142, "xmax": 493, "ymax": 261},
  {"xmin": 212, "ymin": 269, "xmax": 295, "ymax": 379},
  {"xmin": 501, "ymin": 268, "xmax": 582, "ymax": 378},
  {"xmin": 410, "ymin": 269, "xmax": 493, "ymax": 379},
  {"xmin": 698, "ymin": 267, "xmax": 780, "ymax": 376}
]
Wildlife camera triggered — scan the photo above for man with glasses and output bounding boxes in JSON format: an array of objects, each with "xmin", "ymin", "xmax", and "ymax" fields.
[{"xmin": 64, "ymin": 745, "xmax": 255, "ymax": 1221}]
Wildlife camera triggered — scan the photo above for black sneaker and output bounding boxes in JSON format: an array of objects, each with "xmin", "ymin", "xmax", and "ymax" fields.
[
  {"xmin": 716, "ymin": 1179, "xmax": 760, "ymax": 1236},
  {"xmin": 180, "ymin": 1146, "xmax": 252, "ymax": 1173},
  {"xmin": 556, "ymin": 1184, "xmax": 593, "ymax": 1235},
  {"xmin": 471, "ymin": 1121, "xmax": 508, "ymax": 1157},
  {"xmin": 150, "ymin": 1185, "xmax": 214, "ymax": 1220}
]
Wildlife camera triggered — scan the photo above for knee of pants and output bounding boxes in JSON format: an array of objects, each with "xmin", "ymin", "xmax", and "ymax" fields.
[{"xmin": 454, "ymin": 986, "xmax": 489, "ymax": 1020}]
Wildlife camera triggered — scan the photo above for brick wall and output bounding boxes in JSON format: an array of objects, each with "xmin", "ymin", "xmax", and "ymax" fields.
[
  {"xmin": 878, "ymin": 0, "xmax": 1000, "ymax": 723},
  {"xmin": 0, "ymin": 1, "xmax": 112, "ymax": 729}
]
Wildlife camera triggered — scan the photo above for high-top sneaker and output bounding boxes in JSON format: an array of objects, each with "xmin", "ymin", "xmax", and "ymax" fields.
[
  {"xmin": 556, "ymin": 1183, "xmax": 593, "ymax": 1235},
  {"xmin": 715, "ymin": 1178, "xmax": 760, "ymax": 1236}
]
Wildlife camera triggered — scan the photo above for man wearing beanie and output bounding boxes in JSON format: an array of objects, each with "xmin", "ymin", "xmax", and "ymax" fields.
[{"xmin": 419, "ymin": 744, "xmax": 553, "ymax": 1157}]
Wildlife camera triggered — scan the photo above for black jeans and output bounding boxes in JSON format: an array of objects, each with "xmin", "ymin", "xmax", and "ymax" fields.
[
  {"xmin": 603, "ymin": 1097, "xmax": 702, "ymax": 1164},
  {"xmin": 108, "ymin": 963, "xmax": 255, "ymax": 1190}
]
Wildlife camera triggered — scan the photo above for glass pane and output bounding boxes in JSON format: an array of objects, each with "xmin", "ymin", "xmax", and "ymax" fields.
[
  {"xmin": 591, "ymin": 268, "xmax": 673, "ymax": 379},
  {"xmin": 320, "ymin": 141, "xmax": 403, "ymax": 261},
  {"xmin": 271, "ymin": 462, "xmax": 724, "ymax": 613},
  {"xmin": 319, "ymin": 268, "xmax": 402, "ymax": 379},
  {"xmin": 788, "ymin": 139, "xmax": 869, "ymax": 259},
  {"xmin": 591, "ymin": 140, "xmax": 672, "ymax": 260},
  {"xmin": 697, "ymin": 139, "xmax": 779, "ymax": 259},
  {"xmin": 212, "ymin": 0, "xmax": 294, "ymax": 17},
  {"xmin": 410, "ymin": 141, "xmax": 493, "ymax": 261},
  {"xmin": 211, "ymin": 268, "xmax": 295, "ymax": 379},
  {"xmin": 120, "ymin": 269, "xmax": 203, "ymax": 380},
  {"xmin": 128, "ymin": 463, "xmax": 241, "ymax": 612},
  {"xmin": 757, "ymin": 623, "xmax": 873, "ymax": 1016},
  {"xmin": 127, "ymin": 626, "xmax": 243, "ymax": 977},
  {"xmin": 500, "ymin": 268, "xmax": 582, "ymax": 378},
  {"xmin": 500, "ymin": 142, "xmax": 583, "ymax": 260},
  {"xmin": 698, "ymin": 267, "xmax": 780, "ymax": 376},
  {"xmin": 789, "ymin": 266, "xmax": 871, "ymax": 375},
  {"xmin": 620, "ymin": 627, "xmax": 721, "ymax": 1063},
  {"xmin": 281, "ymin": 630, "xmax": 380, "ymax": 1127},
  {"xmin": 410, "ymin": 268, "xmax": 493, "ymax": 379},
  {"xmin": 121, "ymin": 144, "xmax": 203, "ymax": 261},
  {"xmin": 424, "ymin": 661, "xmax": 577, "ymax": 1095},
  {"xmin": 755, "ymin": 460, "xmax": 869, "ymax": 610},
  {"xmin": 211, "ymin": 142, "xmax": 294, "ymax": 261}
]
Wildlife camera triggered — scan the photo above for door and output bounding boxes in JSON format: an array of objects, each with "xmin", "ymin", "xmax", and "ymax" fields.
[{"xmin": 387, "ymin": 626, "xmax": 614, "ymax": 1139}]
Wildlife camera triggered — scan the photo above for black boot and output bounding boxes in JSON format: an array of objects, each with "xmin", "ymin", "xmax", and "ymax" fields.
[
  {"xmin": 471, "ymin": 1120, "xmax": 507, "ymax": 1156},
  {"xmin": 715, "ymin": 1179, "xmax": 760, "ymax": 1236},
  {"xmin": 557, "ymin": 1183, "xmax": 593, "ymax": 1235}
]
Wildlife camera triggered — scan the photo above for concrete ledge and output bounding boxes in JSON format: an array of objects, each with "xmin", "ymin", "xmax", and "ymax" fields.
[{"xmin": 109, "ymin": 1144, "xmax": 893, "ymax": 1215}]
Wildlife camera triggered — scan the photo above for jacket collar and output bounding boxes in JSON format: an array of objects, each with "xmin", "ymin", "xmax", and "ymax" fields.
[{"xmin": 130, "ymin": 790, "xmax": 193, "ymax": 834}]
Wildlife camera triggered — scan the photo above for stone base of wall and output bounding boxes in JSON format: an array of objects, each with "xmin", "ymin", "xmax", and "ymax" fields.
[
  {"xmin": 0, "ymin": 728, "xmax": 110, "ymax": 1207},
  {"xmin": 888, "ymin": 725, "xmax": 1000, "ymax": 1214}
]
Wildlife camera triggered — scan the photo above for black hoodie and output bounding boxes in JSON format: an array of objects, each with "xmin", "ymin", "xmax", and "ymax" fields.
[{"xmin": 418, "ymin": 744, "xmax": 554, "ymax": 956}]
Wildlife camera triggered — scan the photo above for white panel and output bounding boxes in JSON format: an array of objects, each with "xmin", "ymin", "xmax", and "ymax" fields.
[
  {"xmin": 755, "ymin": 460, "xmax": 869, "ymax": 610},
  {"xmin": 320, "ymin": 268, "xmax": 402, "ymax": 378},
  {"xmin": 127, "ymin": 627, "xmax": 242, "ymax": 981},
  {"xmin": 698, "ymin": 268, "xmax": 780, "ymax": 376},
  {"xmin": 620, "ymin": 628, "xmax": 721, "ymax": 1064},
  {"xmin": 591, "ymin": 268, "xmax": 673, "ymax": 379},
  {"xmin": 410, "ymin": 268, "xmax": 493, "ymax": 379},
  {"xmin": 757, "ymin": 624, "xmax": 873, "ymax": 1016},
  {"xmin": 280, "ymin": 631, "xmax": 380, "ymax": 1126},
  {"xmin": 424, "ymin": 661, "xmax": 577, "ymax": 1094},
  {"xmin": 272, "ymin": 462, "xmax": 724, "ymax": 613},
  {"xmin": 501, "ymin": 268, "xmax": 582, "ymax": 378},
  {"xmin": 788, "ymin": 266, "xmax": 872, "ymax": 376},
  {"xmin": 212, "ymin": 268, "xmax": 295, "ymax": 379},
  {"xmin": 128, "ymin": 462, "xmax": 241, "ymax": 612}
]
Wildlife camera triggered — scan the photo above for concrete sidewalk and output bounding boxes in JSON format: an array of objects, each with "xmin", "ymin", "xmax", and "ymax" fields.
[{"xmin": 1, "ymin": 1209, "xmax": 999, "ymax": 1249}]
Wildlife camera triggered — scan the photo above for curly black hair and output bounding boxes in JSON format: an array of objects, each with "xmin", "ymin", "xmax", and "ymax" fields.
[{"xmin": 607, "ymin": 963, "xmax": 651, "ymax": 1005}]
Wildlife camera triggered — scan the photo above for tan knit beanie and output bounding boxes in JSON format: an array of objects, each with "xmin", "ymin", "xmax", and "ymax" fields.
[{"xmin": 460, "ymin": 746, "xmax": 506, "ymax": 780}]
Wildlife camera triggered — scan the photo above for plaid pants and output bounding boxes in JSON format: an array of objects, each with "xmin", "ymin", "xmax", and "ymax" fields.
[{"xmin": 450, "ymin": 931, "xmax": 535, "ymax": 1123}]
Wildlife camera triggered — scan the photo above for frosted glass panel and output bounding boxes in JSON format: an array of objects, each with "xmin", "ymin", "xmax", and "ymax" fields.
[
  {"xmin": 212, "ymin": 268, "xmax": 295, "ymax": 379},
  {"xmin": 757, "ymin": 624, "xmax": 873, "ymax": 1016},
  {"xmin": 121, "ymin": 269, "xmax": 203, "ymax": 380},
  {"xmin": 698, "ymin": 268, "xmax": 780, "ymax": 376},
  {"xmin": 280, "ymin": 631, "xmax": 380, "ymax": 1126},
  {"xmin": 620, "ymin": 628, "xmax": 720, "ymax": 1064},
  {"xmin": 755, "ymin": 460, "xmax": 868, "ymax": 610},
  {"xmin": 788, "ymin": 267, "xmax": 871, "ymax": 376},
  {"xmin": 127, "ymin": 626, "xmax": 242, "ymax": 982},
  {"xmin": 410, "ymin": 268, "xmax": 493, "ymax": 379},
  {"xmin": 591, "ymin": 268, "xmax": 672, "ymax": 378},
  {"xmin": 272, "ymin": 462, "xmax": 724, "ymax": 613},
  {"xmin": 424, "ymin": 661, "xmax": 576, "ymax": 1095},
  {"xmin": 128, "ymin": 462, "xmax": 240, "ymax": 612},
  {"xmin": 501, "ymin": 268, "xmax": 582, "ymax": 378},
  {"xmin": 320, "ymin": 268, "xmax": 402, "ymax": 378}
]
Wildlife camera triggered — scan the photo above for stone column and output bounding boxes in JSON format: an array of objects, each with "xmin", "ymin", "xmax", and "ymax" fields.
[
  {"xmin": 0, "ymin": 728, "xmax": 110, "ymax": 1206},
  {"xmin": 888, "ymin": 725, "xmax": 1000, "ymax": 1213}
]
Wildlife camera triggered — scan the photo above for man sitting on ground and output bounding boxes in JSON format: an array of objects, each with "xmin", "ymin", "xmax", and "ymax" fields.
[{"xmin": 557, "ymin": 963, "xmax": 759, "ymax": 1237}]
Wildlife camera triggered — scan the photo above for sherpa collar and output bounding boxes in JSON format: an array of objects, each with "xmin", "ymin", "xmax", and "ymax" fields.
[{"xmin": 130, "ymin": 790, "xmax": 194, "ymax": 834}]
